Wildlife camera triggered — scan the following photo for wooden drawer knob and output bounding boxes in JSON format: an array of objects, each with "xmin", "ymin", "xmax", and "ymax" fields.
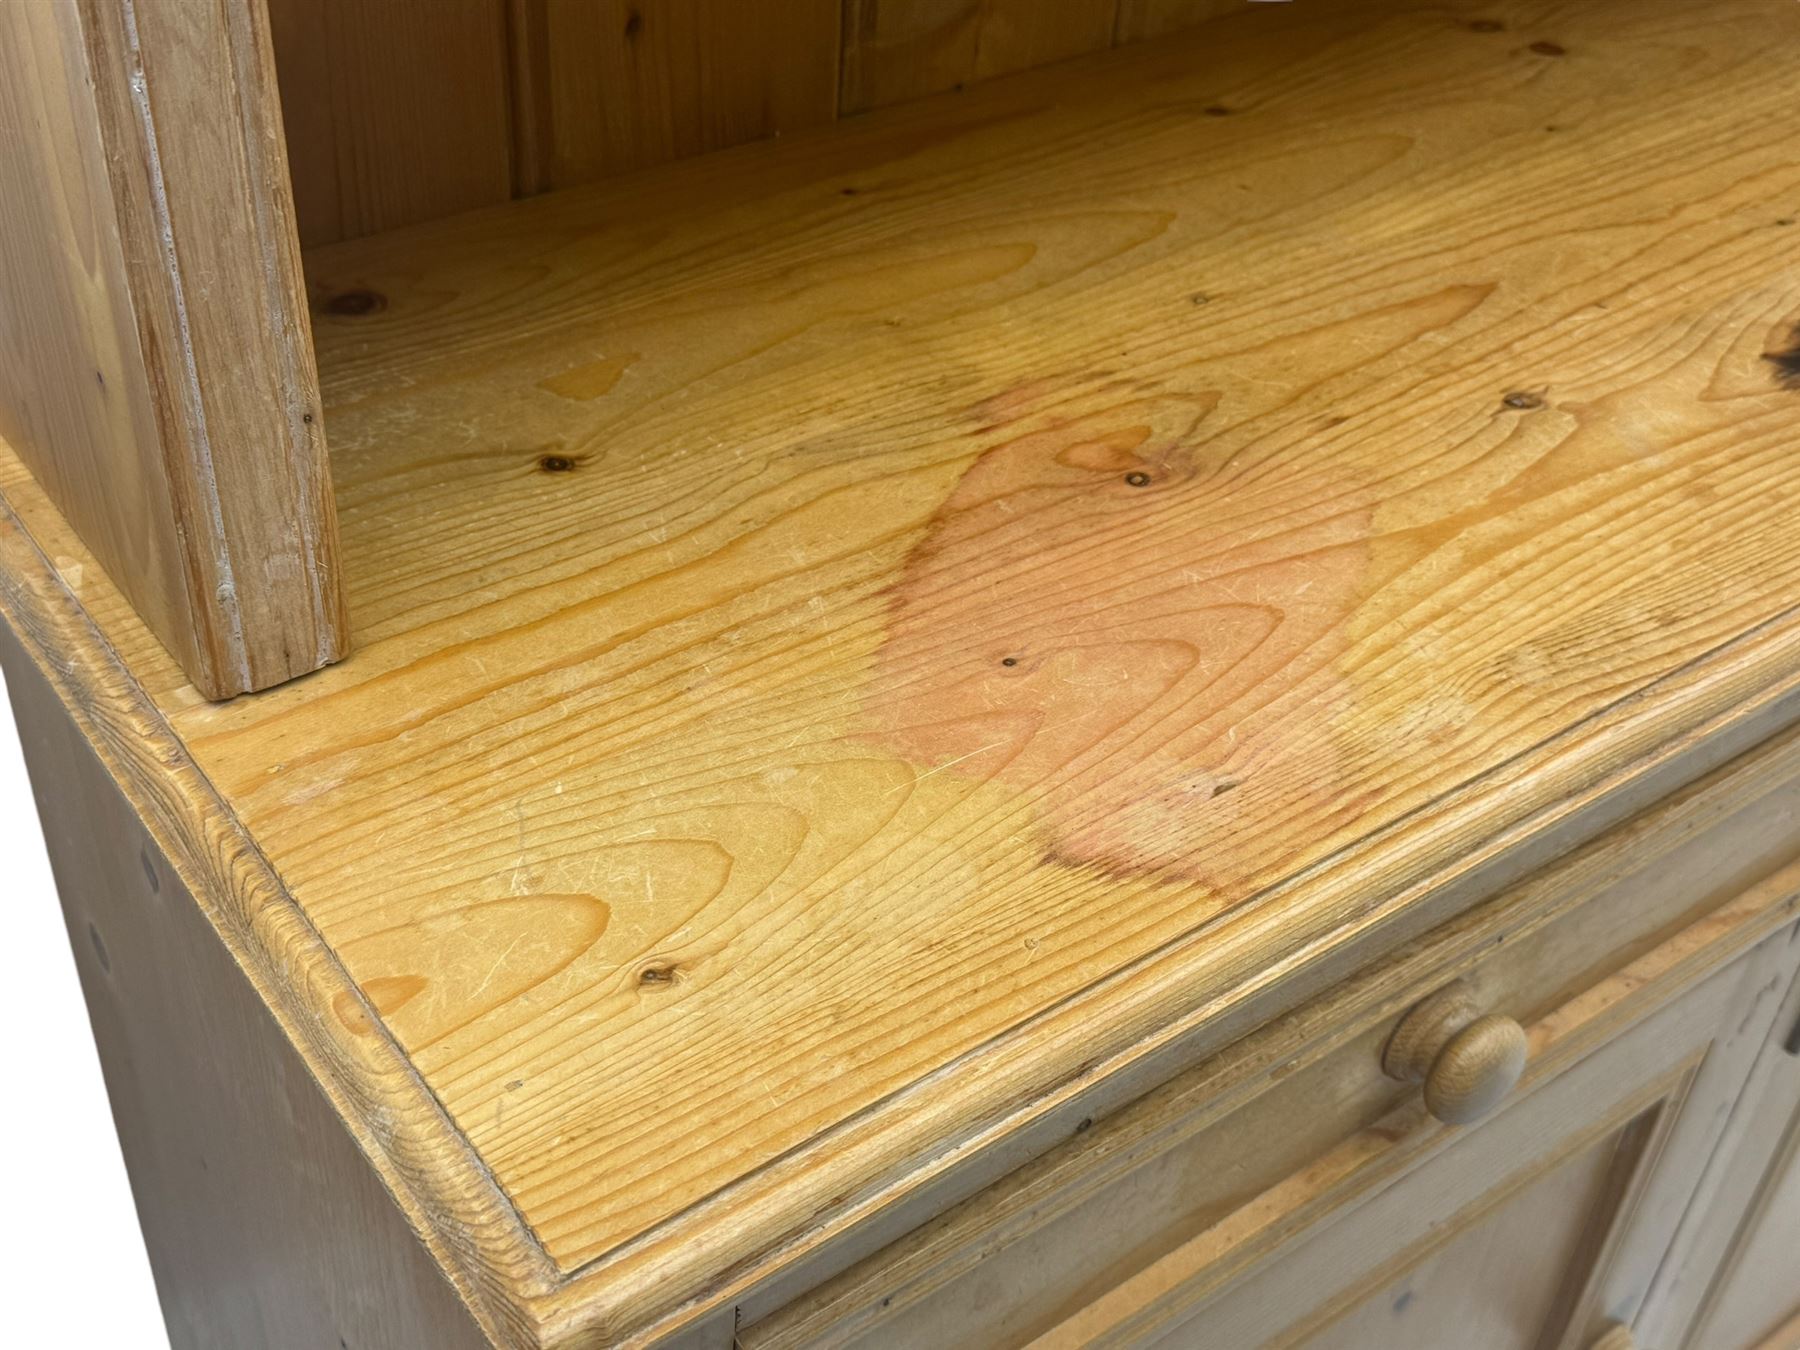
[
  {"xmin": 1382, "ymin": 979, "xmax": 1528, "ymax": 1125},
  {"xmin": 1589, "ymin": 1324, "xmax": 1636, "ymax": 1350}
]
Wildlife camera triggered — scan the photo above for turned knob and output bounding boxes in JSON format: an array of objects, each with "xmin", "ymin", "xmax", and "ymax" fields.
[
  {"xmin": 1590, "ymin": 1324, "xmax": 1636, "ymax": 1350},
  {"xmin": 1383, "ymin": 979, "xmax": 1527, "ymax": 1125}
]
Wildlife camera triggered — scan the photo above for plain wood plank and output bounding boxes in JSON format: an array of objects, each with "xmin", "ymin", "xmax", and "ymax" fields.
[
  {"xmin": 265, "ymin": 0, "xmax": 514, "ymax": 246},
  {"xmin": 0, "ymin": 624, "xmax": 490, "ymax": 1350},
  {"xmin": 841, "ymin": 0, "xmax": 1119, "ymax": 113},
  {"xmin": 510, "ymin": 0, "xmax": 841, "ymax": 191},
  {"xmin": 0, "ymin": 2, "xmax": 195, "ymax": 690},
  {"xmin": 0, "ymin": 0, "xmax": 346, "ymax": 699},
  {"xmin": 1115, "ymin": 0, "xmax": 1265, "ymax": 43}
]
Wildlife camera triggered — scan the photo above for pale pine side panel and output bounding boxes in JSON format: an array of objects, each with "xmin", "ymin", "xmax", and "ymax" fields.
[
  {"xmin": 0, "ymin": 3, "xmax": 196, "ymax": 689},
  {"xmin": 841, "ymin": 0, "xmax": 1120, "ymax": 113},
  {"xmin": 0, "ymin": 0, "xmax": 346, "ymax": 699}
]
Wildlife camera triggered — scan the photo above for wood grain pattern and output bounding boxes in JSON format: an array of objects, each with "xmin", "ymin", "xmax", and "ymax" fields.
[
  {"xmin": 0, "ymin": 628, "xmax": 491, "ymax": 1350},
  {"xmin": 258, "ymin": 0, "xmax": 1314, "ymax": 242},
  {"xmin": 5, "ymin": 0, "xmax": 1800, "ymax": 1343},
  {"xmin": 269, "ymin": 0, "xmax": 840, "ymax": 224},
  {"xmin": 0, "ymin": 0, "xmax": 346, "ymax": 698},
  {"xmin": 0, "ymin": 494, "xmax": 555, "ymax": 1349},
  {"xmin": 265, "ymin": 0, "xmax": 514, "ymax": 247},
  {"xmin": 840, "ymin": 0, "xmax": 1120, "ymax": 113},
  {"xmin": 262, "ymin": 0, "xmax": 1318, "ymax": 234},
  {"xmin": 288, "ymin": 0, "xmax": 1800, "ymax": 1280},
  {"xmin": 511, "ymin": 0, "xmax": 842, "ymax": 191},
  {"xmin": 0, "ymin": 2, "xmax": 195, "ymax": 690}
]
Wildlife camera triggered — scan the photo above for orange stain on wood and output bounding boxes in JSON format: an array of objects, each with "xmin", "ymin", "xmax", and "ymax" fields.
[
  {"xmin": 866, "ymin": 380, "xmax": 1375, "ymax": 889},
  {"xmin": 865, "ymin": 285, "xmax": 1504, "ymax": 887}
]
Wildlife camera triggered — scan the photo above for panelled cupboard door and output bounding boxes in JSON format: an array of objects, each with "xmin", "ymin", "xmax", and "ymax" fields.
[
  {"xmin": 1294, "ymin": 1130, "xmax": 1641, "ymax": 1350},
  {"xmin": 1657, "ymin": 943, "xmax": 1800, "ymax": 1350},
  {"xmin": 1040, "ymin": 921, "xmax": 1800, "ymax": 1350},
  {"xmin": 1695, "ymin": 1138, "xmax": 1800, "ymax": 1350}
]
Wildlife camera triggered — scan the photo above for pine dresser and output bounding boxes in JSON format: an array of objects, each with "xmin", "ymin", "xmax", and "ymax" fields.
[{"xmin": 1, "ymin": 1, "xmax": 1797, "ymax": 1346}]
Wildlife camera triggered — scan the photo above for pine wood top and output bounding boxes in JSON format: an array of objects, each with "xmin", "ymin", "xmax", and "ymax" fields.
[{"xmin": 4, "ymin": 0, "xmax": 1800, "ymax": 1342}]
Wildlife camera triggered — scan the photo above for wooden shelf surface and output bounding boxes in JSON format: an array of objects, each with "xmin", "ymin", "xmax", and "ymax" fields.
[{"xmin": 5, "ymin": 0, "xmax": 1800, "ymax": 1341}]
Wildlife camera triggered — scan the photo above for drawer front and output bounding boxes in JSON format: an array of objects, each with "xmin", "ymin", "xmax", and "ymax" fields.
[
  {"xmin": 1079, "ymin": 906, "xmax": 1800, "ymax": 1350},
  {"xmin": 743, "ymin": 727, "xmax": 1800, "ymax": 1349}
]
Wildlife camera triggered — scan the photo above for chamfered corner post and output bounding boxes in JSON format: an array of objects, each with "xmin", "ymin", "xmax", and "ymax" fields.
[{"xmin": 0, "ymin": 0, "xmax": 348, "ymax": 700}]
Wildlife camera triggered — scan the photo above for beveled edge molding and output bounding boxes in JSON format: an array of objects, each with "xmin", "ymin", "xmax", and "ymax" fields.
[{"xmin": 0, "ymin": 493, "xmax": 553, "ymax": 1348}]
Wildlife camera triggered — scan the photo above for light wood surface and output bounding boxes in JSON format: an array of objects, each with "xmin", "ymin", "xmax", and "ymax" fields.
[
  {"xmin": 1, "ymin": 625, "xmax": 489, "ymax": 1349},
  {"xmin": 268, "ymin": 0, "xmax": 844, "ymax": 231},
  {"xmin": 291, "ymin": 0, "xmax": 1800, "ymax": 1282},
  {"xmin": 264, "ymin": 0, "xmax": 515, "ymax": 247},
  {"xmin": 0, "ymin": 0, "xmax": 346, "ymax": 697},
  {"xmin": 265, "ymin": 0, "xmax": 1288, "ymax": 242},
  {"xmin": 4, "ymin": 0, "xmax": 1800, "ymax": 1344},
  {"xmin": 0, "ymin": 505, "xmax": 556, "ymax": 1347},
  {"xmin": 515, "ymin": 0, "xmax": 842, "ymax": 192},
  {"xmin": 840, "ymin": 0, "xmax": 1120, "ymax": 114}
]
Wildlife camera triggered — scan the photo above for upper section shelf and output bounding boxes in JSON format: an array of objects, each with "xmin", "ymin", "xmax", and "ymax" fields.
[
  {"xmin": 264, "ymin": 0, "xmax": 1247, "ymax": 248},
  {"xmin": 3, "ymin": 0, "xmax": 1799, "ymax": 1343}
]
